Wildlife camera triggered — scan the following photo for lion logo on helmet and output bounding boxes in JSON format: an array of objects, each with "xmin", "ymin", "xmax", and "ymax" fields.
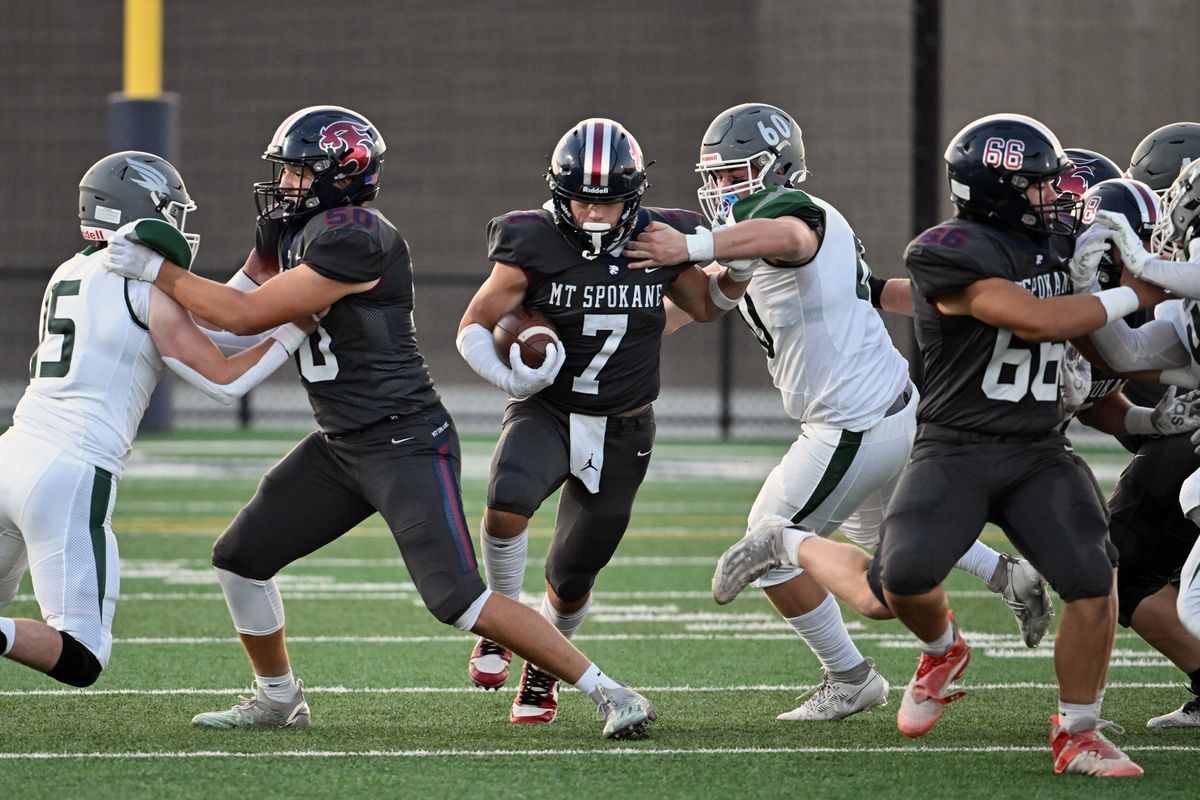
[
  {"xmin": 318, "ymin": 120, "xmax": 375, "ymax": 176},
  {"xmin": 1056, "ymin": 158, "xmax": 1103, "ymax": 199}
]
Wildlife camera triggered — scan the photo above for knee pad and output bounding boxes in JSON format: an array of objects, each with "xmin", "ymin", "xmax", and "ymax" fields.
[
  {"xmin": 46, "ymin": 631, "xmax": 103, "ymax": 688},
  {"xmin": 215, "ymin": 568, "xmax": 285, "ymax": 636},
  {"xmin": 546, "ymin": 571, "xmax": 596, "ymax": 605},
  {"xmin": 1050, "ymin": 551, "xmax": 1113, "ymax": 602}
]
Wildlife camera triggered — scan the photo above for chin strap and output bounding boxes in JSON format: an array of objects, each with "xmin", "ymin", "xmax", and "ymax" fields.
[{"xmin": 580, "ymin": 222, "xmax": 610, "ymax": 260}]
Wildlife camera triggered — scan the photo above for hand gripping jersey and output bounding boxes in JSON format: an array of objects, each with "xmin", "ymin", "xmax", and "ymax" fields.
[
  {"xmin": 280, "ymin": 206, "xmax": 440, "ymax": 433},
  {"xmin": 729, "ymin": 187, "xmax": 909, "ymax": 430},
  {"xmin": 14, "ymin": 247, "xmax": 164, "ymax": 476},
  {"xmin": 906, "ymin": 218, "xmax": 1074, "ymax": 435},
  {"xmin": 487, "ymin": 207, "xmax": 703, "ymax": 416}
]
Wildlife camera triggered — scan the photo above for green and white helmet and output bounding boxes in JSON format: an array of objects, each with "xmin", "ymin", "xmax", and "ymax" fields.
[
  {"xmin": 78, "ymin": 151, "xmax": 198, "ymax": 256},
  {"xmin": 695, "ymin": 103, "xmax": 809, "ymax": 225}
]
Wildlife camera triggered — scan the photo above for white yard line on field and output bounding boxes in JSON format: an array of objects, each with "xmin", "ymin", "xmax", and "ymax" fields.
[
  {"xmin": 0, "ymin": 681, "xmax": 1183, "ymax": 698},
  {"xmin": 0, "ymin": 743, "xmax": 1193, "ymax": 760}
]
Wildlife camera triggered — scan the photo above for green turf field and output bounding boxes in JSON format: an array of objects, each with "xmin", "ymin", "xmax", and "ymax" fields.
[{"xmin": 1, "ymin": 432, "xmax": 1195, "ymax": 799}]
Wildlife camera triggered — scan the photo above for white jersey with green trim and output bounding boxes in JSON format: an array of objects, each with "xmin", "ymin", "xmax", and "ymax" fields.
[
  {"xmin": 13, "ymin": 248, "xmax": 164, "ymax": 477},
  {"xmin": 731, "ymin": 189, "xmax": 909, "ymax": 430}
]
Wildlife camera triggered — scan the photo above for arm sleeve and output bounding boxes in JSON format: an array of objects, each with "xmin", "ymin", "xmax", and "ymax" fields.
[
  {"xmin": 1087, "ymin": 318, "xmax": 1191, "ymax": 372},
  {"xmin": 1137, "ymin": 257, "xmax": 1200, "ymax": 299},
  {"xmin": 162, "ymin": 324, "xmax": 305, "ymax": 405},
  {"xmin": 199, "ymin": 269, "xmax": 271, "ymax": 354},
  {"xmin": 456, "ymin": 323, "xmax": 513, "ymax": 393}
]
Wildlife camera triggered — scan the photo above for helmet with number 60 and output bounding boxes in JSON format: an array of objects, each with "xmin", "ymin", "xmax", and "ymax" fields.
[
  {"xmin": 696, "ymin": 103, "xmax": 809, "ymax": 225},
  {"xmin": 1152, "ymin": 160, "xmax": 1200, "ymax": 260},
  {"xmin": 945, "ymin": 113, "xmax": 1075, "ymax": 235}
]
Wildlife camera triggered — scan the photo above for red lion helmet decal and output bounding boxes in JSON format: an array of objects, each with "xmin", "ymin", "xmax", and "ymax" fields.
[
  {"xmin": 1057, "ymin": 148, "xmax": 1122, "ymax": 200},
  {"xmin": 318, "ymin": 120, "xmax": 376, "ymax": 177},
  {"xmin": 254, "ymin": 105, "xmax": 386, "ymax": 225}
]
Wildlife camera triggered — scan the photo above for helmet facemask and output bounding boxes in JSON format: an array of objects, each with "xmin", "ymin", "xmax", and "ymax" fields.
[{"xmin": 1152, "ymin": 161, "xmax": 1200, "ymax": 260}]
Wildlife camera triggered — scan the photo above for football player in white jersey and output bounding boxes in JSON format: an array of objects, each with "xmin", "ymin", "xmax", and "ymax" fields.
[
  {"xmin": 626, "ymin": 104, "xmax": 1050, "ymax": 721},
  {"xmin": 1088, "ymin": 161, "xmax": 1200, "ymax": 658},
  {"xmin": 0, "ymin": 152, "xmax": 308, "ymax": 688}
]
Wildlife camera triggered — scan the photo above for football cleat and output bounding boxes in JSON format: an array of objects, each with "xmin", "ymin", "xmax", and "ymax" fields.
[
  {"xmin": 989, "ymin": 552, "xmax": 1055, "ymax": 648},
  {"xmin": 597, "ymin": 685, "xmax": 658, "ymax": 740},
  {"xmin": 468, "ymin": 637, "xmax": 513, "ymax": 690},
  {"xmin": 1052, "ymin": 718, "xmax": 1144, "ymax": 777},
  {"xmin": 712, "ymin": 514, "xmax": 797, "ymax": 604},
  {"xmin": 777, "ymin": 666, "xmax": 889, "ymax": 721},
  {"xmin": 191, "ymin": 681, "xmax": 311, "ymax": 729},
  {"xmin": 1146, "ymin": 695, "xmax": 1200, "ymax": 728},
  {"xmin": 509, "ymin": 662, "xmax": 559, "ymax": 724},
  {"xmin": 897, "ymin": 613, "xmax": 970, "ymax": 738}
]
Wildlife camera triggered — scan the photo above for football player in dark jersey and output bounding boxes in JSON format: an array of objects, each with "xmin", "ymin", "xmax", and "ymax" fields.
[
  {"xmin": 456, "ymin": 118, "xmax": 747, "ymax": 723},
  {"xmin": 102, "ymin": 106, "xmax": 659, "ymax": 740}
]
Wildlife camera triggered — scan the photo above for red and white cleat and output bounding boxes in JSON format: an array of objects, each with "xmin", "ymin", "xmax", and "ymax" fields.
[
  {"xmin": 897, "ymin": 612, "xmax": 971, "ymax": 738},
  {"xmin": 1051, "ymin": 717, "xmax": 1144, "ymax": 777},
  {"xmin": 509, "ymin": 662, "xmax": 559, "ymax": 724},
  {"xmin": 468, "ymin": 637, "xmax": 513, "ymax": 690}
]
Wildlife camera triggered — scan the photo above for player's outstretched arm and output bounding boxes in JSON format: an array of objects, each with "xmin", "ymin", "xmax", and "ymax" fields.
[
  {"xmin": 147, "ymin": 287, "xmax": 310, "ymax": 405},
  {"xmin": 626, "ymin": 218, "xmax": 817, "ymax": 271},
  {"xmin": 937, "ymin": 277, "xmax": 1157, "ymax": 342},
  {"xmin": 665, "ymin": 264, "xmax": 748, "ymax": 324}
]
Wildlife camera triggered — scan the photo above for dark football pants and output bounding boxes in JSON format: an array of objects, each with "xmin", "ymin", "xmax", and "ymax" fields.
[
  {"xmin": 487, "ymin": 396, "xmax": 655, "ymax": 603},
  {"xmin": 1108, "ymin": 433, "xmax": 1200, "ymax": 626},
  {"xmin": 874, "ymin": 427, "xmax": 1113, "ymax": 603},
  {"xmin": 213, "ymin": 405, "xmax": 486, "ymax": 624}
]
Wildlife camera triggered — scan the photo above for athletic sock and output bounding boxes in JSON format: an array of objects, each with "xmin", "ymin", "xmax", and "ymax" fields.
[
  {"xmin": 539, "ymin": 594, "xmax": 591, "ymax": 640},
  {"xmin": 480, "ymin": 524, "xmax": 528, "ymax": 601},
  {"xmin": 958, "ymin": 540, "xmax": 1004, "ymax": 585},
  {"xmin": 780, "ymin": 525, "xmax": 816, "ymax": 566},
  {"xmin": 574, "ymin": 661, "xmax": 620, "ymax": 704},
  {"xmin": 1058, "ymin": 700, "xmax": 1098, "ymax": 735},
  {"xmin": 786, "ymin": 593, "xmax": 865, "ymax": 675},
  {"xmin": 918, "ymin": 619, "xmax": 956, "ymax": 657},
  {"xmin": 256, "ymin": 670, "xmax": 299, "ymax": 703},
  {"xmin": 1093, "ymin": 687, "xmax": 1107, "ymax": 718},
  {"xmin": 1187, "ymin": 666, "xmax": 1200, "ymax": 696},
  {"xmin": 0, "ymin": 617, "xmax": 14, "ymax": 656}
]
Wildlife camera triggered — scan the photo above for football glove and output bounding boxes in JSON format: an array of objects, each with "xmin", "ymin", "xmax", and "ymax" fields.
[
  {"xmin": 1091, "ymin": 210, "xmax": 1151, "ymax": 276},
  {"xmin": 103, "ymin": 228, "xmax": 164, "ymax": 283},
  {"xmin": 506, "ymin": 342, "xmax": 566, "ymax": 400},
  {"xmin": 1152, "ymin": 386, "xmax": 1200, "ymax": 436},
  {"xmin": 1068, "ymin": 225, "xmax": 1112, "ymax": 293}
]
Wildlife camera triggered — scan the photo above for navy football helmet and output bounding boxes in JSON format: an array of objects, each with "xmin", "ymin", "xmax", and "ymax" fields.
[
  {"xmin": 253, "ymin": 105, "xmax": 385, "ymax": 226},
  {"xmin": 945, "ymin": 113, "xmax": 1076, "ymax": 235}
]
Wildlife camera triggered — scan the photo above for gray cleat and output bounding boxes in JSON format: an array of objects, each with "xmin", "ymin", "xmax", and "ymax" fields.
[
  {"xmin": 1146, "ymin": 696, "xmax": 1200, "ymax": 728},
  {"xmin": 988, "ymin": 552, "xmax": 1054, "ymax": 648},
  {"xmin": 192, "ymin": 681, "xmax": 311, "ymax": 729},
  {"xmin": 712, "ymin": 514, "xmax": 797, "ymax": 605},
  {"xmin": 597, "ymin": 685, "xmax": 658, "ymax": 740}
]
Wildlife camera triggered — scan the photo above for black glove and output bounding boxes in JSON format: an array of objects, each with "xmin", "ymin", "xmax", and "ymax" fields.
[{"xmin": 255, "ymin": 213, "xmax": 286, "ymax": 259}]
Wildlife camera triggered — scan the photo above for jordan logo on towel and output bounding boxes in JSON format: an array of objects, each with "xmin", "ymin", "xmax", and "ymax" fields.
[{"xmin": 582, "ymin": 454, "xmax": 598, "ymax": 472}]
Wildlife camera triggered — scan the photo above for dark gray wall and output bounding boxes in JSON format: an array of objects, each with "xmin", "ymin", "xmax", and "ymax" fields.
[{"xmin": 3, "ymin": 1, "xmax": 1198, "ymax": 416}]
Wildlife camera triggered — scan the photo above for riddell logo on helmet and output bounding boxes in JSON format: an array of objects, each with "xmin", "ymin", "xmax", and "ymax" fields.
[
  {"xmin": 318, "ymin": 121, "xmax": 374, "ymax": 176},
  {"xmin": 580, "ymin": 186, "xmax": 609, "ymax": 194},
  {"xmin": 700, "ymin": 153, "xmax": 722, "ymax": 163}
]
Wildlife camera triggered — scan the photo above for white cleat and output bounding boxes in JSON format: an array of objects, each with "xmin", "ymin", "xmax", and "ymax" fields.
[
  {"xmin": 989, "ymin": 552, "xmax": 1054, "ymax": 647},
  {"xmin": 712, "ymin": 514, "xmax": 800, "ymax": 604},
  {"xmin": 777, "ymin": 667, "xmax": 889, "ymax": 721}
]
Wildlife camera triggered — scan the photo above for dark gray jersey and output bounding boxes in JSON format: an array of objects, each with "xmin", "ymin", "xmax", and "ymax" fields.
[
  {"xmin": 281, "ymin": 206, "xmax": 439, "ymax": 434},
  {"xmin": 906, "ymin": 217, "xmax": 1074, "ymax": 435},
  {"xmin": 487, "ymin": 207, "xmax": 703, "ymax": 416}
]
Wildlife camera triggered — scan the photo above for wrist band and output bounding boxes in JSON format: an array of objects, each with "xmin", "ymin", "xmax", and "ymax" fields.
[
  {"xmin": 685, "ymin": 228, "xmax": 715, "ymax": 263},
  {"xmin": 1095, "ymin": 286, "xmax": 1138, "ymax": 324}
]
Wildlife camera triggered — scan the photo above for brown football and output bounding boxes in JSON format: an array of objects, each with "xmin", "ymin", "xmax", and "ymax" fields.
[{"xmin": 494, "ymin": 307, "xmax": 559, "ymax": 369}]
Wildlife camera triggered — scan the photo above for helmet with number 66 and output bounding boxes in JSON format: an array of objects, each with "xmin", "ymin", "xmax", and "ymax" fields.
[
  {"xmin": 945, "ymin": 113, "xmax": 1075, "ymax": 235},
  {"xmin": 696, "ymin": 103, "xmax": 809, "ymax": 225}
]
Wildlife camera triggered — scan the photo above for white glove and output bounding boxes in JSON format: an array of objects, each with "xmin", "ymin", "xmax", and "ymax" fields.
[
  {"xmin": 103, "ymin": 228, "xmax": 165, "ymax": 282},
  {"xmin": 505, "ymin": 342, "xmax": 566, "ymax": 400},
  {"xmin": 1152, "ymin": 386, "xmax": 1200, "ymax": 435},
  {"xmin": 1091, "ymin": 210, "xmax": 1150, "ymax": 276},
  {"xmin": 1068, "ymin": 225, "xmax": 1112, "ymax": 293}
]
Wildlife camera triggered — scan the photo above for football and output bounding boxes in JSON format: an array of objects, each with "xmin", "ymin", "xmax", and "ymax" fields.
[{"xmin": 494, "ymin": 307, "xmax": 559, "ymax": 369}]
